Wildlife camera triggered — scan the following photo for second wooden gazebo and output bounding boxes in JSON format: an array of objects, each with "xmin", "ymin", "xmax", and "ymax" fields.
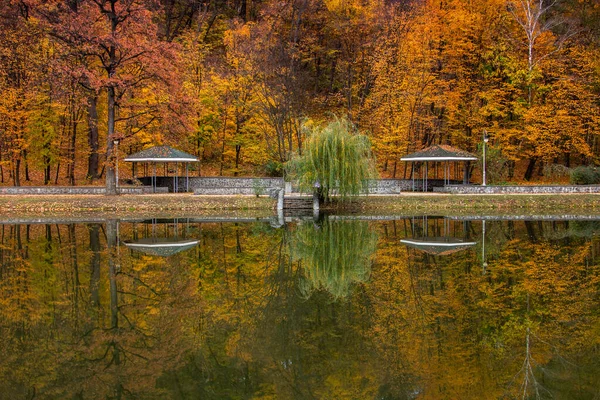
[{"xmin": 401, "ymin": 145, "xmax": 478, "ymax": 192}]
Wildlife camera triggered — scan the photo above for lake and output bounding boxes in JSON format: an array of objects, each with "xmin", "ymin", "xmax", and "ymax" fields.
[{"xmin": 0, "ymin": 215, "xmax": 599, "ymax": 399}]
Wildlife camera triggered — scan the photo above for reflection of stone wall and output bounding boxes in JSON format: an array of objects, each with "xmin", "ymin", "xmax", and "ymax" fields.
[
  {"xmin": 437, "ymin": 185, "xmax": 600, "ymax": 194},
  {"xmin": 0, "ymin": 186, "xmax": 161, "ymax": 195}
]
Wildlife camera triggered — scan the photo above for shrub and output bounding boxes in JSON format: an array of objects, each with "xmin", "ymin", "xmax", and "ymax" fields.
[
  {"xmin": 264, "ymin": 160, "xmax": 283, "ymax": 177},
  {"xmin": 543, "ymin": 163, "xmax": 571, "ymax": 180},
  {"xmin": 570, "ymin": 166, "xmax": 600, "ymax": 185}
]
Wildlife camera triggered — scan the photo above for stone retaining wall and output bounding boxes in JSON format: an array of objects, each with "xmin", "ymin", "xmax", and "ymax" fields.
[
  {"xmin": 139, "ymin": 176, "xmax": 284, "ymax": 193},
  {"xmin": 139, "ymin": 176, "xmax": 460, "ymax": 194},
  {"xmin": 0, "ymin": 186, "xmax": 160, "ymax": 195},
  {"xmin": 436, "ymin": 185, "xmax": 600, "ymax": 194},
  {"xmin": 366, "ymin": 179, "xmax": 463, "ymax": 193}
]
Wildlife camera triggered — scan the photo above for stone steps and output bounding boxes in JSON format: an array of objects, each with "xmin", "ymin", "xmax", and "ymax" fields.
[{"xmin": 283, "ymin": 195, "xmax": 313, "ymax": 209}]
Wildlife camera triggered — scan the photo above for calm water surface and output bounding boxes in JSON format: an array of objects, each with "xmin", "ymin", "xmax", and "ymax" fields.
[{"xmin": 1, "ymin": 215, "xmax": 599, "ymax": 399}]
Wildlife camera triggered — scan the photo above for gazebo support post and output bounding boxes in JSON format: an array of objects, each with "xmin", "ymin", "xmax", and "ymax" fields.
[
  {"xmin": 412, "ymin": 162, "xmax": 415, "ymax": 192},
  {"xmin": 153, "ymin": 162, "xmax": 156, "ymax": 193},
  {"xmin": 443, "ymin": 161, "xmax": 447, "ymax": 185},
  {"xmin": 186, "ymin": 163, "xmax": 189, "ymax": 192},
  {"xmin": 422, "ymin": 162, "xmax": 425, "ymax": 192},
  {"xmin": 425, "ymin": 162, "xmax": 428, "ymax": 192}
]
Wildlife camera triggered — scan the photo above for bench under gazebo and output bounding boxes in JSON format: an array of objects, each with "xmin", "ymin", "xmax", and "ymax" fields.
[
  {"xmin": 124, "ymin": 146, "xmax": 199, "ymax": 193},
  {"xmin": 401, "ymin": 145, "xmax": 478, "ymax": 192}
]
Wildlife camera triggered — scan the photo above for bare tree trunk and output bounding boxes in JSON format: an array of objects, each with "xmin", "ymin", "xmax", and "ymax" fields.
[
  {"xmin": 524, "ymin": 157, "xmax": 537, "ymax": 181},
  {"xmin": 105, "ymin": 84, "xmax": 117, "ymax": 195},
  {"xmin": 13, "ymin": 158, "xmax": 20, "ymax": 186},
  {"xmin": 87, "ymin": 95, "xmax": 100, "ymax": 180},
  {"xmin": 43, "ymin": 137, "xmax": 51, "ymax": 185},
  {"xmin": 23, "ymin": 150, "xmax": 30, "ymax": 181},
  {"xmin": 54, "ymin": 162, "xmax": 60, "ymax": 185}
]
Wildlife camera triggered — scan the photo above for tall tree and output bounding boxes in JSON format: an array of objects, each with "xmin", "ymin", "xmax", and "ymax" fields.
[{"xmin": 35, "ymin": 0, "xmax": 180, "ymax": 193}]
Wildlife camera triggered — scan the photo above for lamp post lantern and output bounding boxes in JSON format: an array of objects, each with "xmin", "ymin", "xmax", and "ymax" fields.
[{"xmin": 483, "ymin": 130, "xmax": 489, "ymax": 186}]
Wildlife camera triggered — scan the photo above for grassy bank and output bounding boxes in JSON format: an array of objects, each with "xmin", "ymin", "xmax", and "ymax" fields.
[
  {"xmin": 325, "ymin": 193, "xmax": 600, "ymax": 215},
  {"xmin": 1, "ymin": 193, "xmax": 600, "ymax": 219},
  {"xmin": 0, "ymin": 194, "xmax": 275, "ymax": 219}
]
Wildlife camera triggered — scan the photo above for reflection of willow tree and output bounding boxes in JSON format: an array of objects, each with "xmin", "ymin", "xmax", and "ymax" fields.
[{"xmin": 292, "ymin": 219, "xmax": 377, "ymax": 299}]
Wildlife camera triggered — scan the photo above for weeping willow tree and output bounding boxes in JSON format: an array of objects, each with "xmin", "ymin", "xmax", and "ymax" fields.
[
  {"xmin": 286, "ymin": 117, "xmax": 377, "ymax": 202},
  {"xmin": 292, "ymin": 219, "xmax": 378, "ymax": 300}
]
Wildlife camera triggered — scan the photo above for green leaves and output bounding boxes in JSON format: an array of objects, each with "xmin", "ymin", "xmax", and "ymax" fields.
[{"xmin": 286, "ymin": 117, "xmax": 377, "ymax": 202}]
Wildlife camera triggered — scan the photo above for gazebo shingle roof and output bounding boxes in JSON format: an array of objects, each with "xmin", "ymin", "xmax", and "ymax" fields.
[
  {"xmin": 124, "ymin": 145, "xmax": 199, "ymax": 162},
  {"xmin": 401, "ymin": 145, "xmax": 478, "ymax": 161}
]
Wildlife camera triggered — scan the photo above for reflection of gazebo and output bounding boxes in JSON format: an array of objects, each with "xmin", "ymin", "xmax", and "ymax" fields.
[
  {"xmin": 124, "ymin": 146, "xmax": 199, "ymax": 193},
  {"xmin": 124, "ymin": 218, "xmax": 199, "ymax": 257},
  {"xmin": 400, "ymin": 237, "xmax": 477, "ymax": 256},
  {"xmin": 124, "ymin": 237, "xmax": 200, "ymax": 257},
  {"xmin": 401, "ymin": 216, "xmax": 477, "ymax": 256},
  {"xmin": 401, "ymin": 145, "xmax": 478, "ymax": 191}
]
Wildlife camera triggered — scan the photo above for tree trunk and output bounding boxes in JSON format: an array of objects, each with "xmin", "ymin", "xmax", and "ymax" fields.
[
  {"xmin": 54, "ymin": 161, "xmax": 60, "ymax": 184},
  {"xmin": 87, "ymin": 95, "xmax": 100, "ymax": 180},
  {"xmin": 23, "ymin": 150, "xmax": 30, "ymax": 181},
  {"xmin": 105, "ymin": 85, "xmax": 117, "ymax": 195},
  {"xmin": 524, "ymin": 157, "xmax": 537, "ymax": 181},
  {"xmin": 235, "ymin": 144, "xmax": 241, "ymax": 176},
  {"xmin": 43, "ymin": 137, "xmax": 51, "ymax": 185},
  {"xmin": 507, "ymin": 160, "xmax": 515, "ymax": 179},
  {"xmin": 68, "ymin": 119, "xmax": 77, "ymax": 186},
  {"xmin": 13, "ymin": 158, "xmax": 20, "ymax": 186}
]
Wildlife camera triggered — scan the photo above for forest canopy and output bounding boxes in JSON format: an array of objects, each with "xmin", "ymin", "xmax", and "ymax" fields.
[{"xmin": 0, "ymin": 0, "xmax": 598, "ymax": 187}]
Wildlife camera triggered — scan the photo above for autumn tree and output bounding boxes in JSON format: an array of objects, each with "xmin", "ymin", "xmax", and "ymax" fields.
[{"xmin": 34, "ymin": 0, "xmax": 181, "ymax": 193}]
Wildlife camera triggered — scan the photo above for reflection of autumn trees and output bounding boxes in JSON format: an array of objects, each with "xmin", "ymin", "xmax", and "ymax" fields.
[
  {"xmin": 368, "ymin": 219, "xmax": 600, "ymax": 398},
  {"xmin": 0, "ymin": 222, "xmax": 206, "ymax": 397},
  {"xmin": 0, "ymin": 219, "xmax": 599, "ymax": 397}
]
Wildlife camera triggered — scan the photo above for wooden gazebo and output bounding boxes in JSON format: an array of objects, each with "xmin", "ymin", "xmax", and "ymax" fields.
[
  {"xmin": 401, "ymin": 145, "xmax": 478, "ymax": 192},
  {"xmin": 124, "ymin": 146, "xmax": 199, "ymax": 193}
]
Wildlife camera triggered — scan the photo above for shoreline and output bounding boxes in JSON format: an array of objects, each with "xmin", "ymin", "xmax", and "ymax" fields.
[{"xmin": 0, "ymin": 193, "xmax": 600, "ymax": 219}]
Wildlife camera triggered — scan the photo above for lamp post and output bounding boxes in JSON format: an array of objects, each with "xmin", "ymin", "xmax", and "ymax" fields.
[
  {"xmin": 482, "ymin": 130, "xmax": 489, "ymax": 186},
  {"xmin": 113, "ymin": 138, "xmax": 120, "ymax": 191}
]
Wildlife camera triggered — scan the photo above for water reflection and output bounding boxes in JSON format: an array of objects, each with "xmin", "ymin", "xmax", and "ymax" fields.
[
  {"xmin": 0, "ymin": 216, "xmax": 599, "ymax": 398},
  {"xmin": 400, "ymin": 216, "xmax": 477, "ymax": 256},
  {"xmin": 124, "ymin": 219, "xmax": 200, "ymax": 257},
  {"xmin": 292, "ymin": 219, "xmax": 377, "ymax": 299}
]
